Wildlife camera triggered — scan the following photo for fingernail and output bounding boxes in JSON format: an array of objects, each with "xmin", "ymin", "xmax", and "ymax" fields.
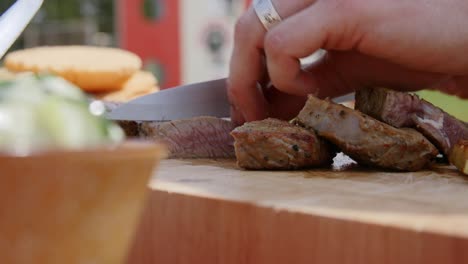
[{"xmin": 230, "ymin": 106, "xmax": 245, "ymax": 126}]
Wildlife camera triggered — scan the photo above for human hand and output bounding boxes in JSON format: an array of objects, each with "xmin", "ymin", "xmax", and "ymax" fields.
[{"xmin": 228, "ymin": 0, "xmax": 468, "ymax": 125}]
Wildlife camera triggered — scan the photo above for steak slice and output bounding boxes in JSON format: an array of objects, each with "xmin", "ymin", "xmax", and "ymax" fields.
[
  {"xmin": 103, "ymin": 101, "xmax": 236, "ymax": 159},
  {"xmin": 355, "ymin": 87, "xmax": 468, "ymax": 155},
  {"xmin": 231, "ymin": 118, "xmax": 334, "ymax": 170},
  {"xmin": 296, "ymin": 96, "xmax": 438, "ymax": 171},
  {"xmin": 140, "ymin": 116, "xmax": 236, "ymax": 159}
]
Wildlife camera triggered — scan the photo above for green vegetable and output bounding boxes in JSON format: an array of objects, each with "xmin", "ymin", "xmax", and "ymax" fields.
[{"xmin": 0, "ymin": 73, "xmax": 125, "ymax": 154}]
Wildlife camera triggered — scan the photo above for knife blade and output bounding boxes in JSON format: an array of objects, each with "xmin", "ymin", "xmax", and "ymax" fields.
[
  {"xmin": 106, "ymin": 77, "xmax": 355, "ymax": 121},
  {"xmin": 106, "ymin": 78, "xmax": 231, "ymax": 121},
  {"xmin": 0, "ymin": 0, "xmax": 44, "ymax": 59}
]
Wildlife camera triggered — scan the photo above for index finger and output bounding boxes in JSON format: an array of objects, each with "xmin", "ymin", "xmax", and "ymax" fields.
[
  {"xmin": 228, "ymin": 0, "xmax": 316, "ymax": 125},
  {"xmin": 228, "ymin": 7, "xmax": 268, "ymax": 125}
]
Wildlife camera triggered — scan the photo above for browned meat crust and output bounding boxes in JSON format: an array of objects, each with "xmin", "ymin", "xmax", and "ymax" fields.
[
  {"xmin": 296, "ymin": 96, "xmax": 438, "ymax": 171},
  {"xmin": 116, "ymin": 120, "xmax": 140, "ymax": 137},
  {"xmin": 231, "ymin": 118, "xmax": 334, "ymax": 170},
  {"xmin": 355, "ymin": 87, "xmax": 468, "ymax": 155}
]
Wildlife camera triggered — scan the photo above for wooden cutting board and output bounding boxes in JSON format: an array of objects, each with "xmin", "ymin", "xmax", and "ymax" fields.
[{"xmin": 126, "ymin": 158, "xmax": 468, "ymax": 264}]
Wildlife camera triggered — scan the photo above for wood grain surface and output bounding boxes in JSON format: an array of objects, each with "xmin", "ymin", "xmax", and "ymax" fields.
[{"xmin": 126, "ymin": 158, "xmax": 468, "ymax": 264}]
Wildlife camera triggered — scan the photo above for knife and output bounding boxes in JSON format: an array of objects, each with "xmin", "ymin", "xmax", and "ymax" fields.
[
  {"xmin": 106, "ymin": 78, "xmax": 354, "ymax": 121},
  {"xmin": 106, "ymin": 78, "xmax": 229, "ymax": 121},
  {"xmin": 0, "ymin": 0, "xmax": 44, "ymax": 59}
]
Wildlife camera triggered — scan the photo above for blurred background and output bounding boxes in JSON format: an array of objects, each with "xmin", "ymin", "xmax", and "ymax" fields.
[
  {"xmin": 0, "ymin": 0, "xmax": 251, "ymax": 88},
  {"xmin": 0, "ymin": 0, "xmax": 466, "ymax": 120}
]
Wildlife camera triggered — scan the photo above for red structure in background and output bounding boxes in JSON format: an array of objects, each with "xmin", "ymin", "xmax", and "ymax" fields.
[
  {"xmin": 117, "ymin": 0, "xmax": 251, "ymax": 89},
  {"xmin": 117, "ymin": 0, "xmax": 181, "ymax": 88}
]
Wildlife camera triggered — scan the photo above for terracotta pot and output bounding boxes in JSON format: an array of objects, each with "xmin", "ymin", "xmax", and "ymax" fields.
[{"xmin": 0, "ymin": 141, "xmax": 166, "ymax": 264}]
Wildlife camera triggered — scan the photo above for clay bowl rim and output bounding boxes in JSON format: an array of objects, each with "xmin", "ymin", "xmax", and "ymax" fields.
[{"xmin": 0, "ymin": 139, "xmax": 167, "ymax": 161}]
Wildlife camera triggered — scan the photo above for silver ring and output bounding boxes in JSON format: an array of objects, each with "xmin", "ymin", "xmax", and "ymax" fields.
[{"xmin": 253, "ymin": 0, "xmax": 283, "ymax": 31}]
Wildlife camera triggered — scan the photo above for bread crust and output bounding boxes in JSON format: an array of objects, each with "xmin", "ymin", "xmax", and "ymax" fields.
[{"xmin": 5, "ymin": 46, "xmax": 142, "ymax": 92}]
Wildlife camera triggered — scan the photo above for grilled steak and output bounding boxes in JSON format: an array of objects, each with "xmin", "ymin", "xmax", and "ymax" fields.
[
  {"xmin": 139, "ymin": 117, "xmax": 235, "ymax": 159},
  {"xmin": 296, "ymin": 96, "xmax": 438, "ymax": 171},
  {"xmin": 231, "ymin": 118, "xmax": 334, "ymax": 170},
  {"xmin": 103, "ymin": 101, "xmax": 235, "ymax": 159},
  {"xmin": 355, "ymin": 87, "xmax": 468, "ymax": 155}
]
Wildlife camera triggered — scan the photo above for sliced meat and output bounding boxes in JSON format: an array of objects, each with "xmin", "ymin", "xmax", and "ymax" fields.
[
  {"xmin": 102, "ymin": 101, "xmax": 143, "ymax": 137},
  {"xmin": 355, "ymin": 87, "xmax": 468, "ymax": 155},
  {"xmin": 116, "ymin": 120, "xmax": 140, "ymax": 137},
  {"xmin": 231, "ymin": 118, "xmax": 334, "ymax": 170},
  {"xmin": 296, "ymin": 96, "xmax": 438, "ymax": 171},
  {"xmin": 140, "ymin": 116, "xmax": 235, "ymax": 159},
  {"xmin": 103, "ymin": 101, "xmax": 235, "ymax": 159}
]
